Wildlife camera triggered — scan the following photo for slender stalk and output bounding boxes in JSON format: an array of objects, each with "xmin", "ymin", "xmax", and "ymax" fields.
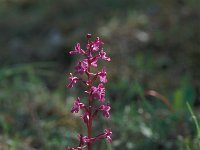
[
  {"xmin": 67, "ymin": 34, "xmax": 112, "ymax": 150},
  {"xmin": 88, "ymin": 95, "xmax": 93, "ymax": 150},
  {"xmin": 88, "ymin": 106, "xmax": 92, "ymax": 150},
  {"xmin": 87, "ymin": 56, "xmax": 92, "ymax": 150}
]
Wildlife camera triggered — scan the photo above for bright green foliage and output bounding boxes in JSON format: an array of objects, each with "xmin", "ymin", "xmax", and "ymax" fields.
[{"xmin": 173, "ymin": 77, "xmax": 196, "ymax": 111}]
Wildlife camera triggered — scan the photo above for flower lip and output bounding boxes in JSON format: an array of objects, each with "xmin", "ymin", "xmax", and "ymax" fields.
[
  {"xmin": 75, "ymin": 60, "xmax": 88, "ymax": 74},
  {"xmin": 69, "ymin": 43, "xmax": 85, "ymax": 55},
  {"xmin": 98, "ymin": 67, "xmax": 107, "ymax": 83},
  {"xmin": 99, "ymin": 50, "xmax": 111, "ymax": 61},
  {"xmin": 67, "ymin": 73, "xmax": 78, "ymax": 88},
  {"xmin": 104, "ymin": 129, "xmax": 112, "ymax": 142},
  {"xmin": 91, "ymin": 83, "xmax": 105, "ymax": 102},
  {"xmin": 71, "ymin": 97, "xmax": 85, "ymax": 113},
  {"xmin": 99, "ymin": 103, "xmax": 111, "ymax": 118},
  {"xmin": 91, "ymin": 37, "xmax": 104, "ymax": 52}
]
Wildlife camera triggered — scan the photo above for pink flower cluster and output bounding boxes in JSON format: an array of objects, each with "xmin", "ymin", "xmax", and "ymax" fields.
[{"xmin": 67, "ymin": 34, "xmax": 112, "ymax": 150}]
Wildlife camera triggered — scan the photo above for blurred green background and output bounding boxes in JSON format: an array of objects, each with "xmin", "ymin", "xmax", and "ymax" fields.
[{"xmin": 0, "ymin": 0, "xmax": 200, "ymax": 149}]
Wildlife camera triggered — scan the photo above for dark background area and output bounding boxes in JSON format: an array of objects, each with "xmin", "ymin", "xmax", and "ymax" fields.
[{"xmin": 0, "ymin": 0, "xmax": 200, "ymax": 149}]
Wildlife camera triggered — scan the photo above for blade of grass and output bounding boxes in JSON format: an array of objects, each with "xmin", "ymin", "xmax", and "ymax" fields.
[
  {"xmin": 186, "ymin": 102, "xmax": 200, "ymax": 148},
  {"xmin": 186, "ymin": 102, "xmax": 200, "ymax": 138}
]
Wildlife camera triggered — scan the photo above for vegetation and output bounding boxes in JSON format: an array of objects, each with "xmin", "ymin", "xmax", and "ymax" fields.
[{"xmin": 0, "ymin": 0, "xmax": 200, "ymax": 149}]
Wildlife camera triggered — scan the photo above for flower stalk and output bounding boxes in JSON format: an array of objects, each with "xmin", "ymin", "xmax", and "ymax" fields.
[{"xmin": 67, "ymin": 34, "xmax": 112, "ymax": 150}]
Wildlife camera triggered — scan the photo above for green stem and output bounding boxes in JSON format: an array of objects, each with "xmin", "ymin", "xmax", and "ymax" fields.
[
  {"xmin": 187, "ymin": 102, "xmax": 200, "ymax": 149},
  {"xmin": 186, "ymin": 102, "xmax": 200, "ymax": 138}
]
